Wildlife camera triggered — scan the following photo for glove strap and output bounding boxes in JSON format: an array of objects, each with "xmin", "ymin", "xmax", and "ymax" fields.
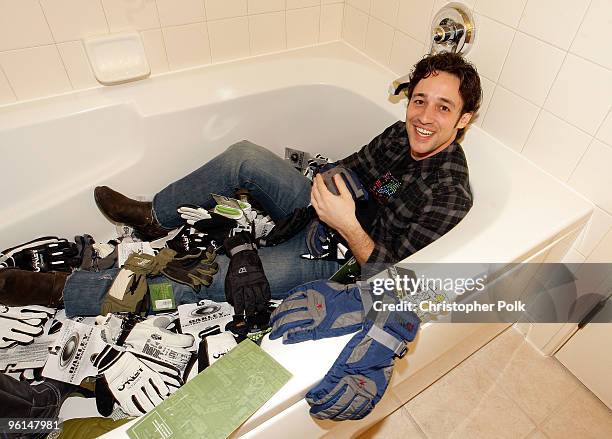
[
  {"xmin": 366, "ymin": 324, "xmax": 407, "ymax": 358},
  {"xmin": 357, "ymin": 281, "xmax": 374, "ymax": 314},
  {"xmin": 228, "ymin": 242, "xmax": 256, "ymax": 257}
]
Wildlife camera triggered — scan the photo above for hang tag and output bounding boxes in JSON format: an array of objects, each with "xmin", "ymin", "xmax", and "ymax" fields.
[
  {"xmin": 149, "ymin": 283, "xmax": 176, "ymax": 312},
  {"xmin": 117, "ymin": 241, "xmax": 155, "ymax": 267},
  {"xmin": 107, "ymin": 268, "xmax": 133, "ymax": 300}
]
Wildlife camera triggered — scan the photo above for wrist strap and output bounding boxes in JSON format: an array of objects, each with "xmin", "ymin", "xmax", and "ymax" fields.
[
  {"xmin": 366, "ymin": 324, "xmax": 407, "ymax": 358},
  {"xmin": 228, "ymin": 243, "xmax": 255, "ymax": 257}
]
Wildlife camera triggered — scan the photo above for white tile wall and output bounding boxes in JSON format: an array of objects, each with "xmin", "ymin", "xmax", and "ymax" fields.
[
  {"xmin": 140, "ymin": 29, "xmax": 169, "ymax": 74},
  {"xmin": 576, "ymin": 207, "xmax": 612, "ymax": 258},
  {"xmin": 571, "ymin": 0, "xmax": 612, "ymax": 70},
  {"xmin": 342, "ymin": 4, "xmax": 368, "ymax": 50},
  {"xmin": 0, "ymin": 67, "xmax": 16, "ymax": 105},
  {"xmin": 475, "ymin": 76, "xmax": 495, "ymax": 126},
  {"xmin": 544, "ymin": 54, "xmax": 612, "ymax": 135},
  {"xmin": 568, "ymin": 140, "xmax": 612, "ymax": 214},
  {"xmin": 466, "ymin": 13, "xmax": 515, "ymax": 82},
  {"xmin": 0, "ymin": 0, "xmax": 54, "ymax": 51},
  {"xmin": 482, "ymin": 85, "xmax": 539, "ymax": 152},
  {"xmin": 474, "ymin": 0, "xmax": 528, "ymax": 28},
  {"xmin": 208, "ymin": 17, "xmax": 250, "ymax": 62},
  {"xmin": 370, "ymin": 0, "xmax": 399, "ymax": 27},
  {"xmin": 249, "ymin": 11, "xmax": 286, "ymax": 54},
  {"xmin": 396, "ymin": 0, "xmax": 434, "ymax": 44},
  {"xmin": 365, "ymin": 16, "xmax": 394, "ymax": 65},
  {"xmin": 320, "ymin": 3, "xmax": 344, "ymax": 42},
  {"xmin": 248, "ymin": 0, "xmax": 286, "ymax": 15},
  {"xmin": 286, "ymin": 6, "xmax": 320, "ymax": 48},
  {"xmin": 101, "ymin": 0, "xmax": 160, "ymax": 32},
  {"xmin": 162, "ymin": 23, "xmax": 211, "ymax": 69},
  {"xmin": 205, "ymin": 0, "xmax": 248, "ymax": 21},
  {"xmin": 518, "ymin": 0, "xmax": 590, "ymax": 50},
  {"xmin": 523, "ymin": 110, "xmax": 592, "ymax": 181},
  {"xmin": 57, "ymin": 41, "xmax": 97, "ymax": 88},
  {"xmin": 156, "ymin": 0, "xmax": 205, "ymax": 27},
  {"xmin": 597, "ymin": 110, "xmax": 612, "ymax": 146},
  {"xmin": 287, "ymin": 0, "xmax": 319, "ymax": 9},
  {"xmin": 347, "ymin": 0, "xmax": 370, "ymax": 14},
  {"xmin": 389, "ymin": 30, "xmax": 424, "ymax": 75},
  {"xmin": 40, "ymin": 0, "xmax": 109, "ymax": 42},
  {"xmin": 498, "ymin": 32, "xmax": 564, "ymax": 107},
  {"xmin": 0, "ymin": 45, "xmax": 71, "ymax": 100}
]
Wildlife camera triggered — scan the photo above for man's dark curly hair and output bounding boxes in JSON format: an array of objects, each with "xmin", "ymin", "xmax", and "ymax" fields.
[{"xmin": 406, "ymin": 52, "xmax": 482, "ymax": 142}]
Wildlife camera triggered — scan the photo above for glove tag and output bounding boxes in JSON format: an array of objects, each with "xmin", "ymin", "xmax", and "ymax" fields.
[
  {"xmin": 149, "ymin": 283, "xmax": 176, "ymax": 312},
  {"xmin": 366, "ymin": 324, "xmax": 407, "ymax": 358}
]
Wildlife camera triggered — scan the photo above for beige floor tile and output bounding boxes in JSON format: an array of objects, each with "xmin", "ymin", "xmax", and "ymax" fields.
[
  {"xmin": 359, "ymin": 407, "xmax": 425, "ymax": 439},
  {"xmin": 524, "ymin": 429, "xmax": 548, "ymax": 439},
  {"xmin": 467, "ymin": 326, "xmax": 579, "ymax": 424},
  {"xmin": 467, "ymin": 327, "xmax": 525, "ymax": 377},
  {"xmin": 541, "ymin": 383, "xmax": 612, "ymax": 439},
  {"xmin": 405, "ymin": 360, "xmax": 535, "ymax": 438},
  {"xmin": 485, "ymin": 342, "xmax": 579, "ymax": 424}
]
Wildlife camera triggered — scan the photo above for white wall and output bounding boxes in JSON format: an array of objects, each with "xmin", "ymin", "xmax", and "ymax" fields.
[
  {"xmin": 342, "ymin": 0, "xmax": 612, "ymax": 264},
  {"xmin": 0, "ymin": 0, "xmax": 344, "ymax": 102}
]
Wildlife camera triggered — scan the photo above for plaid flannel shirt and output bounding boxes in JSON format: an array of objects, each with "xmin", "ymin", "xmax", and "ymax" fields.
[{"xmin": 338, "ymin": 121, "xmax": 473, "ymax": 265}]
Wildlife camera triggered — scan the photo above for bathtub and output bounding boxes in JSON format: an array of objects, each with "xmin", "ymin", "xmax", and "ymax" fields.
[{"xmin": 0, "ymin": 42, "xmax": 593, "ymax": 438}]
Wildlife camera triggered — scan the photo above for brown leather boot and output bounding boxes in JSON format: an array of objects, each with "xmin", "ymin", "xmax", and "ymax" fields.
[
  {"xmin": 0, "ymin": 268, "xmax": 68, "ymax": 307},
  {"xmin": 94, "ymin": 186, "xmax": 169, "ymax": 241}
]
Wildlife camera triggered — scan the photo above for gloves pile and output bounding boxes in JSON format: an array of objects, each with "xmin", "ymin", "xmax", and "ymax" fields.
[
  {"xmin": 94, "ymin": 313, "xmax": 196, "ymax": 417},
  {"xmin": 0, "ymin": 305, "xmax": 55, "ymax": 349},
  {"xmin": 270, "ymin": 280, "xmax": 420, "ymax": 421}
]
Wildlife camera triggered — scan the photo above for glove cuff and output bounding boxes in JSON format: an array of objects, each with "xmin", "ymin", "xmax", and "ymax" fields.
[
  {"xmin": 366, "ymin": 323, "xmax": 407, "ymax": 358},
  {"xmin": 224, "ymin": 232, "xmax": 256, "ymax": 256}
]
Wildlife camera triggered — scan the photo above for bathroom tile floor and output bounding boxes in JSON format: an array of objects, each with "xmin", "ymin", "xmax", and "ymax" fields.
[{"xmin": 359, "ymin": 327, "xmax": 612, "ymax": 439}]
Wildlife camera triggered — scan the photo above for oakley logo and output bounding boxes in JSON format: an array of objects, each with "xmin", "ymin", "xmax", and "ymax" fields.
[
  {"xmin": 118, "ymin": 367, "xmax": 143, "ymax": 391},
  {"xmin": 238, "ymin": 267, "xmax": 247, "ymax": 274}
]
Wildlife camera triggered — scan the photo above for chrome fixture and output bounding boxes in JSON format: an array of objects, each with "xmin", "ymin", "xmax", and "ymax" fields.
[{"xmin": 430, "ymin": 3, "xmax": 475, "ymax": 55}]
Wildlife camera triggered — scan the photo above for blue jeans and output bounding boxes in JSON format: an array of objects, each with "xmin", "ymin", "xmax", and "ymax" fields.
[{"xmin": 63, "ymin": 141, "xmax": 339, "ymax": 317}]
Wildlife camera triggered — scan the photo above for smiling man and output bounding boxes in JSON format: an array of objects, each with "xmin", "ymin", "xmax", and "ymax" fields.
[{"xmin": 312, "ymin": 52, "xmax": 482, "ymax": 267}]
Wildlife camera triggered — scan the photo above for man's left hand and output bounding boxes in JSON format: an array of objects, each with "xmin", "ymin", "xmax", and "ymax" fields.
[{"xmin": 311, "ymin": 174, "xmax": 358, "ymax": 234}]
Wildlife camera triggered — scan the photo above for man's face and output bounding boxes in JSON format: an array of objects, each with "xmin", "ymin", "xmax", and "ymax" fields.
[{"xmin": 406, "ymin": 70, "xmax": 473, "ymax": 160}]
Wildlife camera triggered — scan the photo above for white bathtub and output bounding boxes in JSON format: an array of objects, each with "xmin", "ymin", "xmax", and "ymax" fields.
[{"xmin": 0, "ymin": 43, "xmax": 593, "ymax": 438}]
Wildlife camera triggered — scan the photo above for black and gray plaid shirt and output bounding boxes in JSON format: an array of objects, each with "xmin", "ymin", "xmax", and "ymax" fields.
[{"xmin": 338, "ymin": 121, "xmax": 472, "ymax": 265}]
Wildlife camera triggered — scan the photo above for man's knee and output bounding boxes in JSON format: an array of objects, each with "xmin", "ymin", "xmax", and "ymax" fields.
[{"xmin": 226, "ymin": 140, "xmax": 268, "ymax": 160}]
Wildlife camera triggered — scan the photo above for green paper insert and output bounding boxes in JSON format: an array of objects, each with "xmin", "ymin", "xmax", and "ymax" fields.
[{"xmin": 127, "ymin": 339, "xmax": 292, "ymax": 439}]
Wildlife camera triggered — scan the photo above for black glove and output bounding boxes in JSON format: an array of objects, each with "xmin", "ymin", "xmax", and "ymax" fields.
[
  {"xmin": 258, "ymin": 206, "xmax": 316, "ymax": 247},
  {"xmin": 0, "ymin": 236, "xmax": 82, "ymax": 272},
  {"xmin": 223, "ymin": 232, "xmax": 271, "ymax": 318},
  {"xmin": 191, "ymin": 211, "xmax": 238, "ymax": 252},
  {"xmin": 166, "ymin": 226, "xmax": 217, "ymax": 256}
]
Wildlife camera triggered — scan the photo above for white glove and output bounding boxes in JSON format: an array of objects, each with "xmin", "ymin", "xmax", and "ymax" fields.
[
  {"xmin": 96, "ymin": 313, "xmax": 125, "ymax": 344},
  {"xmin": 126, "ymin": 316, "xmax": 194, "ymax": 350},
  {"xmin": 178, "ymin": 205, "xmax": 212, "ymax": 225},
  {"xmin": 128, "ymin": 349, "xmax": 184, "ymax": 392},
  {"xmin": 94, "ymin": 345, "xmax": 171, "ymax": 416},
  {"xmin": 204, "ymin": 332, "xmax": 237, "ymax": 366},
  {"xmin": 125, "ymin": 316, "xmax": 195, "ymax": 373},
  {"xmin": 0, "ymin": 305, "xmax": 55, "ymax": 349}
]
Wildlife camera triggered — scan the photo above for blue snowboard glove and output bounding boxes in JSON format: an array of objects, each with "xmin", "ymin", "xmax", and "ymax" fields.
[
  {"xmin": 269, "ymin": 281, "xmax": 371, "ymax": 344},
  {"xmin": 305, "ymin": 292, "xmax": 420, "ymax": 421}
]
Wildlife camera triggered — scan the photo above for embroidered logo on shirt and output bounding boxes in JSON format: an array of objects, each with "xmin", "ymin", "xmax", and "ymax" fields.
[{"xmin": 370, "ymin": 171, "xmax": 402, "ymax": 204}]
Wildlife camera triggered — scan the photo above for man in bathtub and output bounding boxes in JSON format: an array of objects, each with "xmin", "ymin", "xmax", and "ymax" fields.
[{"xmin": 1, "ymin": 52, "xmax": 481, "ymax": 326}]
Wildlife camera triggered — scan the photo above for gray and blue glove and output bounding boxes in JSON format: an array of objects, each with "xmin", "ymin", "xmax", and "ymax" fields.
[
  {"xmin": 269, "ymin": 281, "xmax": 368, "ymax": 343},
  {"xmin": 305, "ymin": 291, "xmax": 420, "ymax": 421}
]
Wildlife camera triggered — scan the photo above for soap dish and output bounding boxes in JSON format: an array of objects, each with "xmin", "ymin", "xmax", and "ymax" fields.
[{"xmin": 84, "ymin": 33, "xmax": 150, "ymax": 85}]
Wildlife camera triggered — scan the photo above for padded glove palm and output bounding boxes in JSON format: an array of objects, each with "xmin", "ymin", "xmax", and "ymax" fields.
[
  {"xmin": 269, "ymin": 281, "xmax": 366, "ymax": 344},
  {"xmin": 305, "ymin": 293, "xmax": 420, "ymax": 421}
]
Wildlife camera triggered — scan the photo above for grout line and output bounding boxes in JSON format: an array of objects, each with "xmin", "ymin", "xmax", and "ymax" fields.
[
  {"xmin": 152, "ymin": 1, "xmax": 171, "ymax": 72},
  {"xmin": 37, "ymin": 1, "xmax": 75, "ymax": 90},
  {"xmin": 0, "ymin": 64, "xmax": 18, "ymax": 101},
  {"xmin": 542, "ymin": 0, "xmax": 595, "ymax": 172},
  {"xmin": 99, "ymin": 0, "xmax": 112, "ymax": 33},
  {"xmin": 401, "ymin": 406, "xmax": 428, "ymax": 439}
]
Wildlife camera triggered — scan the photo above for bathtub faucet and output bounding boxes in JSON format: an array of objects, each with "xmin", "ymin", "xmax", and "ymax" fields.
[{"xmin": 389, "ymin": 73, "xmax": 410, "ymax": 97}]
